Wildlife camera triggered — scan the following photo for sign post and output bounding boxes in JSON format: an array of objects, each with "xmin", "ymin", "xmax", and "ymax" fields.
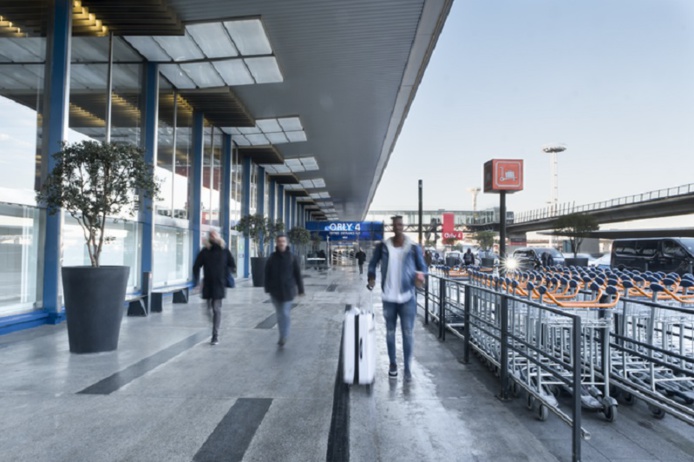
[{"xmin": 483, "ymin": 159, "xmax": 524, "ymax": 275}]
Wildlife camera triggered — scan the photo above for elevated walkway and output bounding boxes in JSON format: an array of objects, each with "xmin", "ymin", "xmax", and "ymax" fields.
[{"xmin": 0, "ymin": 267, "xmax": 692, "ymax": 461}]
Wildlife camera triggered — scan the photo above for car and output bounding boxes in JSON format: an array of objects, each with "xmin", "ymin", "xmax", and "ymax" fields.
[
  {"xmin": 509, "ymin": 247, "xmax": 565, "ymax": 270},
  {"xmin": 589, "ymin": 253, "xmax": 611, "ymax": 269}
]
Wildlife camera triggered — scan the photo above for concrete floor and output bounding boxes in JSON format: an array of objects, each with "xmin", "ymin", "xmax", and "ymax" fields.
[{"xmin": 0, "ymin": 266, "xmax": 692, "ymax": 461}]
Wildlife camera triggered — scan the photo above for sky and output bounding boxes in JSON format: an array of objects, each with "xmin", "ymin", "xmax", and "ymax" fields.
[{"xmin": 369, "ymin": 0, "xmax": 694, "ymax": 228}]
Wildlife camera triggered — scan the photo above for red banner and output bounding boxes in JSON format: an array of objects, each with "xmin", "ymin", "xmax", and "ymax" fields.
[{"xmin": 442, "ymin": 213, "xmax": 463, "ymax": 241}]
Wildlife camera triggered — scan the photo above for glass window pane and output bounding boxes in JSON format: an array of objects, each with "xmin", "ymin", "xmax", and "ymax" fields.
[
  {"xmin": 160, "ymin": 64, "xmax": 197, "ymax": 89},
  {"xmin": 179, "ymin": 62, "xmax": 225, "ymax": 88},
  {"xmin": 153, "ymin": 35, "xmax": 205, "ymax": 62},
  {"xmin": 244, "ymin": 57, "xmax": 283, "ymax": 83},
  {"xmin": 212, "ymin": 59, "xmax": 254, "ymax": 86},
  {"xmin": 224, "ymin": 20, "xmax": 272, "ymax": 56},
  {"xmin": 124, "ymin": 36, "xmax": 172, "ymax": 62},
  {"xmin": 187, "ymin": 23, "xmax": 238, "ymax": 58}
]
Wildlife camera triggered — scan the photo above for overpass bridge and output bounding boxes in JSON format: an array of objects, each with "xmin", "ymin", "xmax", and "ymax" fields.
[{"xmin": 468, "ymin": 183, "xmax": 694, "ymax": 235}]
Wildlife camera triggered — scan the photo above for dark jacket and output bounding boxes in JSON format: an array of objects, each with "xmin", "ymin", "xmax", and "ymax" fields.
[
  {"xmin": 193, "ymin": 244, "xmax": 236, "ymax": 300},
  {"xmin": 264, "ymin": 246, "xmax": 304, "ymax": 302},
  {"xmin": 356, "ymin": 250, "xmax": 367, "ymax": 264}
]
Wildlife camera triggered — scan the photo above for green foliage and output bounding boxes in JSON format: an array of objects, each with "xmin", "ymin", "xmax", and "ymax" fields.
[
  {"xmin": 554, "ymin": 213, "xmax": 600, "ymax": 257},
  {"xmin": 235, "ymin": 213, "xmax": 269, "ymax": 257},
  {"xmin": 36, "ymin": 141, "xmax": 160, "ymax": 267},
  {"xmin": 288, "ymin": 226, "xmax": 311, "ymax": 247},
  {"xmin": 474, "ymin": 230, "xmax": 496, "ymax": 251},
  {"xmin": 453, "ymin": 243, "xmax": 464, "ymax": 252}
]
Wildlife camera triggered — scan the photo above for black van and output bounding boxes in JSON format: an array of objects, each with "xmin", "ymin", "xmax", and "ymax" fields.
[{"xmin": 611, "ymin": 238, "xmax": 694, "ymax": 275}]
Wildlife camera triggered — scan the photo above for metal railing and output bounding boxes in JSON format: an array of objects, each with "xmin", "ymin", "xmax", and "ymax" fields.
[
  {"xmin": 418, "ymin": 275, "xmax": 587, "ymax": 462},
  {"xmin": 514, "ymin": 183, "xmax": 694, "ymax": 224}
]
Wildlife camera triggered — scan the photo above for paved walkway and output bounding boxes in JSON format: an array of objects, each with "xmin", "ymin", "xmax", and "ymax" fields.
[{"xmin": 0, "ymin": 266, "xmax": 692, "ymax": 461}]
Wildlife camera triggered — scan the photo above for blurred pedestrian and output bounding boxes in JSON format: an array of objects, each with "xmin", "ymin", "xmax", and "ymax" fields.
[
  {"xmin": 356, "ymin": 248, "xmax": 367, "ymax": 274},
  {"xmin": 367, "ymin": 215, "xmax": 427, "ymax": 381},
  {"xmin": 193, "ymin": 230, "xmax": 236, "ymax": 345},
  {"xmin": 264, "ymin": 234, "xmax": 305, "ymax": 346}
]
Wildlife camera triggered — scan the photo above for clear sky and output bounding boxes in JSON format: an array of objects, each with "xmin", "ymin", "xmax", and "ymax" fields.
[{"xmin": 369, "ymin": 0, "xmax": 694, "ymax": 228}]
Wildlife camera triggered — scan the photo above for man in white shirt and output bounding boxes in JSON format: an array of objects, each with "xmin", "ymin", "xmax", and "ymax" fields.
[{"xmin": 367, "ymin": 216, "xmax": 427, "ymax": 381}]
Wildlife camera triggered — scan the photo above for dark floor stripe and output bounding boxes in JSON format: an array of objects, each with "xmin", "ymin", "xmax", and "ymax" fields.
[
  {"xmin": 194, "ymin": 398, "xmax": 272, "ymax": 462},
  {"xmin": 77, "ymin": 331, "xmax": 208, "ymax": 395},
  {"xmin": 326, "ymin": 305, "xmax": 350, "ymax": 462},
  {"xmin": 254, "ymin": 303, "xmax": 298, "ymax": 329}
]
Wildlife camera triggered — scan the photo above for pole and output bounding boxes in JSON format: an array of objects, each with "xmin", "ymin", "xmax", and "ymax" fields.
[
  {"xmin": 418, "ymin": 179, "xmax": 423, "ymax": 246},
  {"xmin": 499, "ymin": 191, "xmax": 507, "ymax": 277}
]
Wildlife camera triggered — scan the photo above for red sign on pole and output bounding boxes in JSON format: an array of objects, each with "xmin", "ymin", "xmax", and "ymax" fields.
[
  {"xmin": 442, "ymin": 213, "xmax": 463, "ymax": 241},
  {"xmin": 483, "ymin": 159, "xmax": 524, "ymax": 193}
]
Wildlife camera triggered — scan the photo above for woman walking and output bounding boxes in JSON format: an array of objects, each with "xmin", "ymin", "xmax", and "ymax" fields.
[{"xmin": 193, "ymin": 230, "xmax": 236, "ymax": 345}]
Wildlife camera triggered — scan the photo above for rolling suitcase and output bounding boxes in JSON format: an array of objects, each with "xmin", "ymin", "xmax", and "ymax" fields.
[{"xmin": 343, "ymin": 297, "xmax": 376, "ymax": 385}]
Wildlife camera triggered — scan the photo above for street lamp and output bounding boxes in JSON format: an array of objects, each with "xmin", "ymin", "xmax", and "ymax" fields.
[
  {"xmin": 541, "ymin": 144, "xmax": 566, "ymax": 217},
  {"xmin": 542, "ymin": 143, "xmax": 566, "ymax": 247}
]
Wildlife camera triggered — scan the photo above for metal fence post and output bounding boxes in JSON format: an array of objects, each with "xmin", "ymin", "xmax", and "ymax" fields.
[
  {"xmin": 439, "ymin": 277, "xmax": 446, "ymax": 340},
  {"xmin": 497, "ymin": 294, "xmax": 510, "ymax": 400},
  {"xmin": 463, "ymin": 284, "xmax": 471, "ymax": 364},
  {"xmin": 424, "ymin": 276, "xmax": 429, "ymax": 325},
  {"xmin": 572, "ymin": 315, "xmax": 582, "ymax": 462}
]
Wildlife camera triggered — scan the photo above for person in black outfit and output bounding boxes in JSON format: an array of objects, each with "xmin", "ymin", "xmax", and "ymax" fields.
[
  {"xmin": 356, "ymin": 248, "xmax": 367, "ymax": 274},
  {"xmin": 193, "ymin": 230, "xmax": 236, "ymax": 345},
  {"xmin": 264, "ymin": 234, "xmax": 305, "ymax": 347}
]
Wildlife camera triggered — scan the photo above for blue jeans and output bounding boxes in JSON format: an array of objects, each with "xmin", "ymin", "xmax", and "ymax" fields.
[
  {"xmin": 271, "ymin": 297, "xmax": 292, "ymax": 341},
  {"xmin": 382, "ymin": 297, "xmax": 416, "ymax": 373}
]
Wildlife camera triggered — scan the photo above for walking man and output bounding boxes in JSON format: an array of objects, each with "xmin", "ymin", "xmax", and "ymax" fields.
[
  {"xmin": 356, "ymin": 248, "xmax": 367, "ymax": 275},
  {"xmin": 193, "ymin": 230, "xmax": 236, "ymax": 345},
  {"xmin": 265, "ymin": 234, "xmax": 305, "ymax": 347},
  {"xmin": 367, "ymin": 216, "xmax": 427, "ymax": 381}
]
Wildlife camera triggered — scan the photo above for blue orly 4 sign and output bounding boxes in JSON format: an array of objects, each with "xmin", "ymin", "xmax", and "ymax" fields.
[{"xmin": 306, "ymin": 221, "xmax": 384, "ymax": 241}]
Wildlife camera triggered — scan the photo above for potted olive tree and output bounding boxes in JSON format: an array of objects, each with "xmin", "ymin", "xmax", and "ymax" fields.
[
  {"xmin": 474, "ymin": 230, "xmax": 497, "ymax": 267},
  {"xmin": 554, "ymin": 213, "xmax": 599, "ymax": 266},
  {"xmin": 37, "ymin": 141, "xmax": 159, "ymax": 353},
  {"xmin": 288, "ymin": 226, "xmax": 311, "ymax": 256},
  {"xmin": 235, "ymin": 213, "xmax": 269, "ymax": 287}
]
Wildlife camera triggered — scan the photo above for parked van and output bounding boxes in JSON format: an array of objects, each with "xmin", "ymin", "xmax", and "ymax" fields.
[{"xmin": 610, "ymin": 238, "xmax": 694, "ymax": 275}]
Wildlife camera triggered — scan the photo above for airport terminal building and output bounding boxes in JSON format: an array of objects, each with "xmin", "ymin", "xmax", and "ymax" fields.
[{"xmin": 0, "ymin": 0, "xmax": 453, "ymax": 332}]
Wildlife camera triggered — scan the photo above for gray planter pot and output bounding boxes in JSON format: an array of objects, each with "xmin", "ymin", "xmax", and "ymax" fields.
[
  {"xmin": 481, "ymin": 258, "xmax": 495, "ymax": 268},
  {"xmin": 62, "ymin": 266, "xmax": 129, "ymax": 354},
  {"xmin": 565, "ymin": 257, "xmax": 589, "ymax": 267},
  {"xmin": 251, "ymin": 257, "xmax": 268, "ymax": 287}
]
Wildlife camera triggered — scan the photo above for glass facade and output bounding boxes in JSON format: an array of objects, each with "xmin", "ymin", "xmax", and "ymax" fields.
[
  {"xmin": 0, "ymin": 203, "xmax": 40, "ymax": 314},
  {"xmin": 0, "ymin": 31, "xmax": 258, "ymax": 320}
]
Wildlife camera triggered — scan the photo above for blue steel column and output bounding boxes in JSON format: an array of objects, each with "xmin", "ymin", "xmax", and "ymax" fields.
[
  {"xmin": 256, "ymin": 166, "xmax": 265, "ymax": 253},
  {"xmin": 268, "ymin": 178, "xmax": 276, "ymax": 223},
  {"xmin": 277, "ymin": 184, "xmax": 285, "ymax": 227},
  {"xmin": 41, "ymin": 0, "xmax": 72, "ymax": 321},
  {"xmin": 221, "ymin": 134, "xmax": 233, "ymax": 245},
  {"xmin": 284, "ymin": 190, "xmax": 290, "ymax": 229},
  {"xmin": 191, "ymin": 111, "xmax": 204, "ymax": 260},
  {"xmin": 140, "ymin": 62, "xmax": 158, "ymax": 286},
  {"xmin": 242, "ymin": 156, "xmax": 251, "ymax": 278}
]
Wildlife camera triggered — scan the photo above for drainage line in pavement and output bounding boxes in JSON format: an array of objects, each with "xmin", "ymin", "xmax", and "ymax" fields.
[{"xmin": 326, "ymin": 305, "xmax": 351, "ymax": 462}]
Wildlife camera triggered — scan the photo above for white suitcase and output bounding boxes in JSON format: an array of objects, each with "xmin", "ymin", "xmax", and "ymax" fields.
[{"xmin": 343, "ymin": 304, "xmax": 376, "ymax": 385}]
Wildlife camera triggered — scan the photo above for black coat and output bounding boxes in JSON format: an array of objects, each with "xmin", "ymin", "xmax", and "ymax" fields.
[
  {"xmin": 264, "ymin": 247, "xmax": 304, "ymax": 302},
  {"xmin": 356, "ymin": 251, "xmax": 367, "ymax": 264},
  {"xmin": 193, "ymin": 244, "xmax": 236, "ymax": 300}
]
